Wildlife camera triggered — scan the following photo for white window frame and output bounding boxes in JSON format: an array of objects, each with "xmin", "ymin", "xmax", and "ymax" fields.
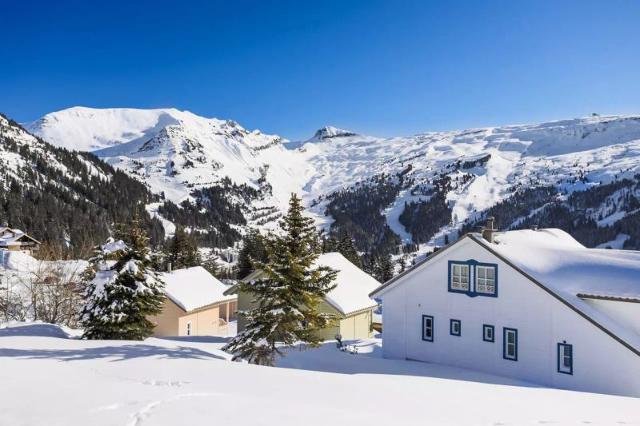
[
  {"xmin": 422, "ymin": 315, "xmax": 434, "ymax": 342},
  {"xmin": 483, "ymin": 324, "xmax": 494, "ymax": 342},
  {"xmin": 450, "ymin": 263, "xmax": 470, "ymax": 291},
  {"xmin": 476, "ymin": 265, "xmax": 496, "ymax": 295},
  {"xmin": 558, "ymin": 342, "xmax": 573, "ymax": 375},
  {"xmin": 503, "ymin": 328, "xmax": 518, "ymax": 361}
]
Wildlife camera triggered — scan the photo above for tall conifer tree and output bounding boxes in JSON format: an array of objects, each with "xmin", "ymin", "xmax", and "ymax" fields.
[{"xmin": 224, "ymin": 194, "xmax": 337, "ymax": 365}]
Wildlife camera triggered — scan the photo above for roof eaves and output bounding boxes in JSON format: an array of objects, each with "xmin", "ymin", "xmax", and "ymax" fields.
[
  {"xmin": 369, "ymin": 234, "xmax": 472, "ymax": 298},
  {"xmin": 469, "ymin": 234, "xmax": 640, "ymax": 357},
  {"xmin": 577, "ymin": 293, "xmax": 640, "ymax": 304}
]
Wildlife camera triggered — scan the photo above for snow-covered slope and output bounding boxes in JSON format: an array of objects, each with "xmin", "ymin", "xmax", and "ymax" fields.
[
  {"xmin": 297, "ymin": 115, "xmax": 640, "ymax": 225},
  {"xmin": 28, "ymin": 107, "xmax": 310, "ymax": 212},
  {"xmin": 1, "ymin": 322, "xmax": 638, "ymax": 425},
  {"xmin": 25, "ymin": 107, "xmax": 185, "ymax": 152},
  {"xmin": 28, "ymin": 108, "xmax": 640, "ymax": 251}
]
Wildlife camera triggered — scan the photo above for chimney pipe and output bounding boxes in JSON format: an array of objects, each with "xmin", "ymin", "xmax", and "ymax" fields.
[
  {"xmin": 167, "ymin": 262, "xmax": 172, "ymax": 273},
  {"xmin": 482, "ymin": 216, "xmax": 497, "ymax": 243}
]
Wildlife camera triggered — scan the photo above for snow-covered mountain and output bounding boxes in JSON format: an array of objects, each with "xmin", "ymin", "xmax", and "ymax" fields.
[
  {"xmin": 27, "ymin": 108, "xmax": 640, "ymax": 254},
  {"xmin": 0, "ymin": 113, "xmax": 162, "ymax": 255},
  {"xmin": 28, "ymin": 107, "xmax": 309, "ymax": 212}
]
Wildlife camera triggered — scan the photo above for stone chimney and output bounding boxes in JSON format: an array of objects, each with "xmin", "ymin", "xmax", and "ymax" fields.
[{"xmin": 481, "ymin": 216, "xmax": 497, "ymax": 243}]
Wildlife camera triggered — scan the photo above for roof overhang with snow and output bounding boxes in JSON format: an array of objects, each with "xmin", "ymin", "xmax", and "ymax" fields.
[
  {"xmin": 370, "ymin": 230, "xmax": 640, "ymax": 357},
  {"xmin": 226, "ymin": 253, "xmax": 380, "ymax": 316},
  {"xmin": 162, "ymin": 266, "xmax": 236, "ymax": 313}
]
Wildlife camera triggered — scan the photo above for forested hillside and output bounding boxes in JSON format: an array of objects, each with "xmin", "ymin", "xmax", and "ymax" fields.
[{"xmin": 0, "ymin": 113, "xmax": 164, "ymax": 256}]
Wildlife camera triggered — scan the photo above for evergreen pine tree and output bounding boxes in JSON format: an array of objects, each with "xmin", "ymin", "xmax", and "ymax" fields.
[
  {"xmin": 372, "ymin": 253, "xmax": 394, "ymax": 282},
  {"xmin": 224, "ymin": 194, "xmax": 337, "ymax": 366},
  {"xmin": 201, "ymin": 250, "xmax": 220, "ymax": 277},
  {"xmin": 321, "ymin": 233, "xmax": 338, "ymax": 253},
  {"xmin": 79, "ymin": 219, "xmax": 165, "ymax": 340},
  {"xmin": 236, "ymin": 228, "xmax": 267, "ymax": 279},
  {"xmin": 336, "ymin": 231, "xmax": 362, "ymax": 267},
  {"xmin": 166, "ymin": 226, "xmax": 201, "ymax": 270}
]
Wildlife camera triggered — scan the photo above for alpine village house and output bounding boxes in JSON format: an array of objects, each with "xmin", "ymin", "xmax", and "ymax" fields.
[
  {"xmin": 370, "ymin": 218, "xmax": 640, "ymax": 397},
  {"xmin": 0, "ymin": 225, "xmax": 41, "ymax": 256},
  {"xmin": 225, "ymin": 252, "xmax": 381, "ymax": 341},
  {"xmin": 150, "ymin": 266, "xmax": 237, "ymax": 337}
]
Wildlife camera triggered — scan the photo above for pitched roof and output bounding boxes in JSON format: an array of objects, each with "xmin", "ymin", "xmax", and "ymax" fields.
[
  {"xmin": 225, "ymin": 252, "xmax": 380, "ymax": 316},
  {"xmin": 485, "ymin": 228, "xmax": 640, "ymax": 300},
  {"xmin": 0, "ymin": 227, "xmax": 41, "ymax": 247},
  {"xmin": 370, "ymin": 229, "xmax": 640, "ymax": 356},
  {"xmin": 161, "ymin": 266, "xmax": 235, "ymax": 312},
  {"xmin": 317, "ymin": 252, "xmax": 380, "ymax": 315}
]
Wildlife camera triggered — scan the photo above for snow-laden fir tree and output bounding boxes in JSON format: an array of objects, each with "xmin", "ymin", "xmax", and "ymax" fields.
[
  {"xmin": 80, "ymin": 220, "xmax": 165, "ymax": 340},
  {"xmin": 224, "ymin": 194, "xmax": 337, "ymax": 366}
]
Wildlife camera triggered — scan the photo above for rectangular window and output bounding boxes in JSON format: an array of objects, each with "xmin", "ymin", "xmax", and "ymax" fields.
[
  {"xmin": 422, "ymin": 315, "xmax": 434, "ymax": 342},
  {"xmin": 450, "ymin": 263, "xmax": 470, "ymax": 291},
  {"xmin": 450, "ymin": 319, "xmax": 461, "ymax": 336},
  {"xmin": 557, "ymin": 342, "xmax": 573, "ymax": 375},
  {"xmin": 186, "ymin": 322, "xmax": 192, "ymax": 336},
  {"xmin": 476, "ymin": 265, "xmax": 496, "ymax": 295},
  {"xmin": 503, "ymin": 328, "xmax": 518, "ymax": 361},
  {"xmin": 483, "ymin": 324, "xmax": 494, "ymax": 342}
]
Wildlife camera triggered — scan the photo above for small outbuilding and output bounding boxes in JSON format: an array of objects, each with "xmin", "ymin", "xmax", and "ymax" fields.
[
  {"xmin": 150, "ymin": 266, "xmax": 237, "ymax": 337},
  {"xmin": 225, "ymin": 252, "xmax": 381, "ymax": 341}
]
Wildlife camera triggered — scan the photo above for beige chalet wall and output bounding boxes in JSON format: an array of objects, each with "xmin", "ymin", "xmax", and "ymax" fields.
[
  {"xmin": 150, "ymin": 298, "xmax": 184, "ymax": 337},
  {"xmin": 150, "ymin": 298, "xmax": 236, "ymax": 337},
  {"xmin": 339, "ymin": 309, "xmax": 373, "ymax": 340},
  {"xmin": 237, "ymin": 290, "xmax": 372, "ymax": 341},
  {"xmin": 179, "ymin": 305, "xmax": 221, "ymax": 336}
]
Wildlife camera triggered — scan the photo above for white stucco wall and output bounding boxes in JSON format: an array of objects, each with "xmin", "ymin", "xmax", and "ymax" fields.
[
  {"xmin": 582, "ymin": 298, "xmax": 640, "ymax": 337},
  {"xmin": 378, "ymin": 238, "xmax": 640, "ymax": 397}
]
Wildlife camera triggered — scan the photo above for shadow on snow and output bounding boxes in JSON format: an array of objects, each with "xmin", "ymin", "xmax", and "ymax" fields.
[{"xmin": 277, "ymin": 339, "xmax": 540, "ymax": 388}]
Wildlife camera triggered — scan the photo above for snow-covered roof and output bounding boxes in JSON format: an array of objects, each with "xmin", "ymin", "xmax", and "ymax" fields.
[
  {"xmin": 0, "ymin": 227, "xmax": 40, "ymax": 247},
  {"xmin": 370, "ymin": 228, "xmax": 640, "ymax": 356},
  {"xmin": 473, "ymin": 229, "xmax": 640, "ymax": 355},
  {"xmin": 162, "ymin": 266, "xmax": 235, "ymax": 312},
  {"xmin": 486, "ymin": 229, "xmax": 640, "ymax": 300},
  {"xmin": 228, "ymin": 252, "xmax": 380, "ymax": 316},
  {"xmin": 317, "ymin": 253, "xmax": 380, "ymax": 315}
]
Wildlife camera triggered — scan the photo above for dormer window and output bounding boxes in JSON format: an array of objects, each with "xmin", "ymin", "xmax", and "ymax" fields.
[{"xmin": 448, "ymin": 260, "xmax": 498, "ymax": 297}]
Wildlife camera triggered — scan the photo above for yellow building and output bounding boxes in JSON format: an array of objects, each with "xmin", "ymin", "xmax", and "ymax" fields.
[
  {"xmin": 150, "ymin": 266, "xmax": 237, "ymax": 337},
  {"xmin": 224, "ymin": 252, "xmax": 380, "ymax": 341}
]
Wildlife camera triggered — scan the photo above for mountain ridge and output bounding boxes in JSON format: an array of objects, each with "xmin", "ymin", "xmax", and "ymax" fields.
[{"xmin": 23, "ymin": 107, "xmax": 640, "ymax": 257}]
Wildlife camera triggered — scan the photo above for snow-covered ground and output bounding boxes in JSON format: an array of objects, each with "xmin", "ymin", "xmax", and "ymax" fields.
[{"xmin": 1, "ymin": 322, "xmax": 638, "ymax": 425}]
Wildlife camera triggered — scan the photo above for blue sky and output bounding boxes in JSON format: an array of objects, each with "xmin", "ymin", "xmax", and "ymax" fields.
[{"xmin": 2, "ymin": 0, "xmax": 639, "ymax": 140}]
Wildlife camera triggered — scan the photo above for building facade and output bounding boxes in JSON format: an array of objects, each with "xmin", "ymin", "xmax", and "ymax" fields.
[
  {"xmin": 149, "ymin": 266, "xmax": 237, "ymax": 337},
  {"xmin": 372, "ymin": 228, "xmax": 640, "ymax": 397}
]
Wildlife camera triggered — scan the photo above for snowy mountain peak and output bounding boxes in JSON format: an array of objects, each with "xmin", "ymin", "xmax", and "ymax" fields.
[
  {"xmin": 309, "ymin": 126, "xmax": 358, "ymax": 141},
  {"xmin": 26, "ymin": 107, "xmax": 284, "ymax": 153}
]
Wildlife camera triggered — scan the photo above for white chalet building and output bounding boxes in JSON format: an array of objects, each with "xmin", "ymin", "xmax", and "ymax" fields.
[{"xmin": 371, "ymin": 222, "xmax": 640, "ymax": 397}]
